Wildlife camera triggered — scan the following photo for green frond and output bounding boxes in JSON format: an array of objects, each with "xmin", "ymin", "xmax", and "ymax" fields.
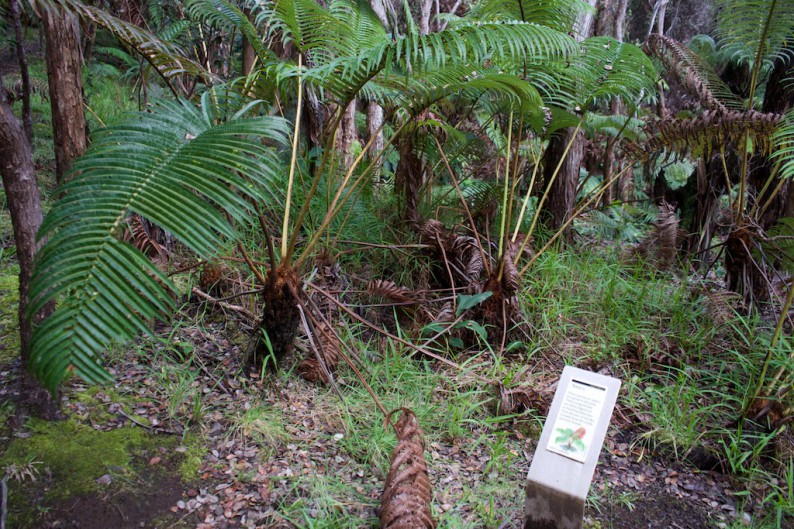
[
  {"xmin": 157, "ymin": 18, "xmax": 193, "ymax": 43},
  {"xmin": 466, "ymin": 0, "xmax": 593, "ymax": 32},
  {"xmin": 562, "ymin": 36, "xmax": 657, "ymax": 108},
  {"xmin": 187, "ymin": 0, "xmax": 274, "ymax": 62},
  {"xmin": 29, "ymin": 99, "xmax": 290, "ymax": 391},
  {"xmin": 38, "ymin": 0, "xmax": 213, "ymax": 82},
  {"xmin": 583, "ymin": 113, "xmax": 644, "ymax": 140},
  {"xmin": 771, "ymin": 106, "xmax": 794, "ymax": 180},
  {"xmin": 390, "ymin": 20, "xmax": 576, "ymax": 73},
  {"xmin": 714, "ymin": 0, "xmax": 794, "ymax": 68}
]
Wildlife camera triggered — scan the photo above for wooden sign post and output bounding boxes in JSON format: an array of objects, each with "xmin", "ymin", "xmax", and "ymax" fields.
[{"xmin": 524, "ymin": 366, "xmax": 621, "ymax": 529}]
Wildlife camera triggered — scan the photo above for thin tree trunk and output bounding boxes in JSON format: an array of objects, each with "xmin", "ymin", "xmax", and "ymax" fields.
[
  {"xmin": 242, "ymin": 36, "xmax": 256, "ymax": 76},
  {"xmin": 11, "ymin": 0, "xmax": 33, "ymax": 146},
  {"xmin": 41, "ymin": 2, "xmax": 87, "ymax": 183},
  {"xmin": 335, "ymin": 99, "xmax": 358, "ymax": 168},
  {"xmin": 366, "ymin": 101, "xmax": 385, "ymax": 178},
  {"xmin": 0, "ymin": 80, "xmax": 58, "ymax": 419}
]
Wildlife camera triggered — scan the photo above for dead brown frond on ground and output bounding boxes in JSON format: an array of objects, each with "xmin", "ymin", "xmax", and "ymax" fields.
[
  {"xmin": 418, "ymin": 219, "xmax": 484, "ymax": 290},
  {"xmin": 380, "ymin": 408, "xmax": 436, "ymax": 529},
  {"xmin": 368, "ymin": 279, "xmax": 425, "ymax": 305}
]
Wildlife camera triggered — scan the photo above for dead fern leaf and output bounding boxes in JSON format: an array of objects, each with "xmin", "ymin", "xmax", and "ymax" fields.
[
  {"xmin": 297, "ymin": 322, "xmax": 341, "ymax": 385},
  {"xmin": 380, "ymin": 408, "xmax": 436, "ymax": 529},
  {"xmin": 123, "ymin": 213, "xmax": 169, "ymax": 263},
  {"xmin": 368, "ymin": 279, "xmax": 424, "ymax": 304},
  {"xmin": 635, "ymin": 201, "xmax": 681, "ymax": 268}
]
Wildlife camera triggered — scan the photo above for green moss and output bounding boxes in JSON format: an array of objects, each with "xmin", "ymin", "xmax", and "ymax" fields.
[
  {"xmin": 177, "ymin": 432, "xmax": 206, "ymax": 481},
  {"xmin": 1, "ymin": 419, "xmax": 154, "ymax": 500},
  {"xmin": 0, "ymin": 265, "xmax": 20, "ymax": 363}
]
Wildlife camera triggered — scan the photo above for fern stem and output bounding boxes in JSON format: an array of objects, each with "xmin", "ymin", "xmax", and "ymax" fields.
[
  {"xmin": 512, "ymin": 145, "xmax": 541, "ymax": 244},
  {"xmin": 295, "ymin": 119, "xmax": 410, "ymax": 269},
  {"xmin": 738, "ymin": 0, "xmax": 777, "ymax": 222},
  {"xmin": 281, "ymin": 53, "xmax": 303, "ymax": 260},
  {"xmin": 497, "ymin": 109, "xmax": 514, "ymax": 281}
]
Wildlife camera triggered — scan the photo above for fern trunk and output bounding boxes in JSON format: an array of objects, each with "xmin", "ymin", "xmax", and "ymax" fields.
[{"xmin": 254, "ymin": 266, "xmax": 301, "ymax": 370}]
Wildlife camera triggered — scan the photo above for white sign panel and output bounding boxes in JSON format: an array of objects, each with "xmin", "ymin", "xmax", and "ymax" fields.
[{"xmin": 546, "ymin": 378, "xmax": 608, "ymax": 463}]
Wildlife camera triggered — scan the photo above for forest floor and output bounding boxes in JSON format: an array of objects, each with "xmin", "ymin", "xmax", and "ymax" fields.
[{"xmin": 0, "ymin": 287, "xmax": 788, "ymax": 529}]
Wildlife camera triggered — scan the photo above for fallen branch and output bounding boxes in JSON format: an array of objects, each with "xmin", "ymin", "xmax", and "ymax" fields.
[{"xmin": 190, "ymin": 287, "xmax": 257, "ymax": 320}]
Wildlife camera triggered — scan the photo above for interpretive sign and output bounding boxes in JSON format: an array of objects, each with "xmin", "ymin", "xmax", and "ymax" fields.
[
  {"xmin": 524, "ymin": 366, "xmax": 621, "ymax": 529},
  {"xmin": 546, "ymin": 378, "xmax": 608, "ymax": 463}
]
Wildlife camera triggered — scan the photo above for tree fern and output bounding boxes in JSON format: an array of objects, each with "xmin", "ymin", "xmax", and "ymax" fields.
[
  {"xmin": 29, "ymin": 98, "xmax": 289, "ymax": 391},
  {"xmin": 35, "ymin": 0, "xmax": 213, "ymax": 82}
]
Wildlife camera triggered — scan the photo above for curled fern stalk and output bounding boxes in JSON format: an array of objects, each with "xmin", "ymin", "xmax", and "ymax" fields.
[{"xmin": 28, "ymin": 98, "xmax": 289, "ymax": 391}]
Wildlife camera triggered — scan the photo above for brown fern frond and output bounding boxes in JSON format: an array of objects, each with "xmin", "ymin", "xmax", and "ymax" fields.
[
  {"xmin": 494, "ymin": 382, "xmax": 548, "ymax": 416},
  {"xmin": 630, "ymin": 109, "xmax": 782, "ymax": 159},
  {"xmin": 645, "ymin": 35, "xmax": 736, "ymax": 113},
  {"xmin": 368, "ymin": 279, "xmax": 424, "ymax": 304},
  {"xmin": 297, "ymin": 322, "xmax": 340, "ymax": 385},
  {"xmin": 380, "ymin": 409, "xmax": 436, "ymax": 529},
  {"xmin": 434, "ymin": 302, "xmax": 455, "ymax": 323},
  {"xmin": 635, "ymin": 201, "xmax": 681, "ymax": 268},
  {"xmin": 450, "ymin": 236, "xmax": 483, "ymax": 282},
  {"xmin": 123, "ymin": 213, "xmax": 168, "ymax": 263}
]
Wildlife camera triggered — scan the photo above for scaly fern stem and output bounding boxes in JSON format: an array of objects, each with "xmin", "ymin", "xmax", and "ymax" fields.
[
  {"xmin": 281, "ymin": 54, "xmax": 303, "ymax": 260},
  {"xmin": 518, "ymin": 120, "xmax": 583, "ymax": 264},
  {"xmin": 497, "ymin": 109, "xmax": 514, "ymax": 282},
  {"xmin": 738, "ymin": 0, "xmax": 776, "ymax": 223},
  {"xmin": 433, "ymin": 136, "xmax": 491, "ymax": 276},
  {"xmin": 519, "ymin": 160, "xmax": 639, "ymax": 276}
]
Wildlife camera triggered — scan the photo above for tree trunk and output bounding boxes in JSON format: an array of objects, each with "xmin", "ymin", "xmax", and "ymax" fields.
[
  {"xmin": 541, "ymin": 0, "xmax": 596, "ymax": 235},
  {"xmin": 242, "ymin": 36, "xmax": 256, "ymax": 76},
  {"xmin": 11, "ymin": 0, "xmax": 33, "ymax": 146},
  {"xmin": 0, "ymin": 80, "xmax": 58, "ymax": 419},
  {"xmin": 335, "ymin": 99, "xmax": 358, "ymax": 168},
  {"xmin": 41, "ymin": 2, "xmax": 87, "ymax": 183},
  {"xmin": 542, "ymin": 129, "xmax": 585, "ymax": 239},
  {"xmin": 366, "ymin": 101, "xmax": 385, "ymax": 178}
]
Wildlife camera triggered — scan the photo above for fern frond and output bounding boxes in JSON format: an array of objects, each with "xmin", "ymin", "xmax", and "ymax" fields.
[
  {"xmin": 465, "ymin": 0, "xmax": 594, "ymax": 32},
  {"xmin": 37, "ymin": 0, "xmax": 213, "ymax": 82},
  {"xmin": 187, "ymin": 0, "xmax": 274, "ymax": 62},
  {"xmin": 714, "ymin": 0, "xmax": 794, "ymax": 67},
  {"xmin": 645, "ymin": 34, "xmax": 743, "ymax": 111},
  {"xmin": 560, "ymin": 36, "xmax": 657, "ymax": 107},
  {"xmin": 632, "ymin": 108, "xmax": 782, "ymax": 158},
  {"xmin": 771, "ymin": 106, "xmax": 794, "ymax": 180},
  {"xmin": 29, "ymin": 99, "xmax": 290, "ymax": 391}
]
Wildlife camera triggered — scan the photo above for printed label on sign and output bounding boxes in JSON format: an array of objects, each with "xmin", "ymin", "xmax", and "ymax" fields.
[{"xmin": 546, "ymin": 378, "xmax": 608, "ymax": 463}]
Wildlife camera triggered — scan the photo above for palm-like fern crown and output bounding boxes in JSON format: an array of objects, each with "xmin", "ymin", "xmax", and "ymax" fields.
[{"xmin": 29, "ymin": 98, "xmax": 289, "ymax": 390}]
